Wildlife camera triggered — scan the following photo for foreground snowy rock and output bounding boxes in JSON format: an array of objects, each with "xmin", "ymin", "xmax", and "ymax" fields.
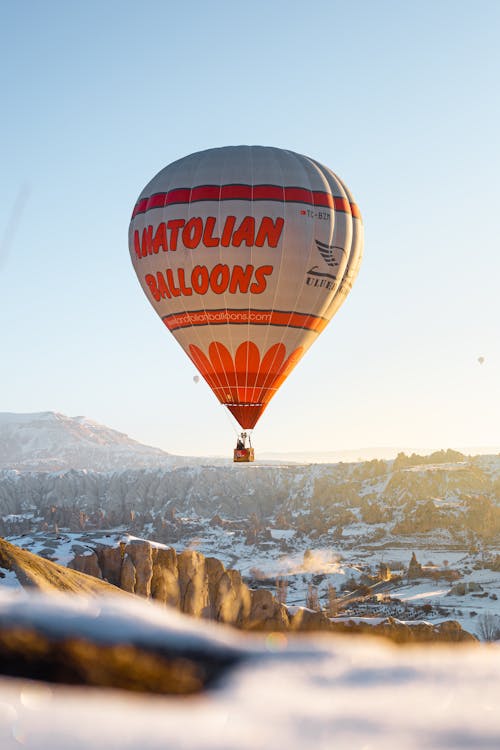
[{"xmin": 0, "ymin": 590, "xmax": 498, "ymax": 749}]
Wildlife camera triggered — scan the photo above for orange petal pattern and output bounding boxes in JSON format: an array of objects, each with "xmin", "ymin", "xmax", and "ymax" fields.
[{"xmin": 188, "ymin": 341, "xmax": 304, "ymax": 428}]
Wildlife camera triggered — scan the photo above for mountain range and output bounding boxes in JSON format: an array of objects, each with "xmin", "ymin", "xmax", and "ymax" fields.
[
  {"xmin": 3, "ymin": 411, "xmax": 499, "ymax": 471},
  {"xmin": 0, "ymin": 411, "xmax": 179, "ymax": 471}
]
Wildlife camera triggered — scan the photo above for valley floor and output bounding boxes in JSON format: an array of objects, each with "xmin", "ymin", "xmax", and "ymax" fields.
[{"xmin": 6, "ymin": 525, "xmax": 500, "ymax": 641}]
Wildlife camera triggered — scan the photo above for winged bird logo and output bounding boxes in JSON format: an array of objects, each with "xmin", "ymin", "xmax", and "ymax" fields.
[{"xmin": 315, "ymin": 240, "xmax": 344, "ymax": 268}]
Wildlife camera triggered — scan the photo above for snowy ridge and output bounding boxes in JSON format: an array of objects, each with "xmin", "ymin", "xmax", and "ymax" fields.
[
  {"xmin": 0, "ymin": 462, "xmax": 339, "ymax": 517},
  {"xmin": 1, "ymin": 441, "xmax": 500, "ymax": 642},
  {"xmin": 1, "ymin": 454, "xmax": 498, "ymax": 519},
  {"xmin": 0, "ymin": 411, "xmax": 178, "ymax": 471}
]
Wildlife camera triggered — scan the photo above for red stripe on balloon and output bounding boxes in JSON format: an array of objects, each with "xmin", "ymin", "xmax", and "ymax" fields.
[
  {"xmin": 131, "ymin": 184, "xmax": 360, "ymax": 219},
  {"xmin": 162, "ymin": 308, "xmax": 329, "ymax": 333}
]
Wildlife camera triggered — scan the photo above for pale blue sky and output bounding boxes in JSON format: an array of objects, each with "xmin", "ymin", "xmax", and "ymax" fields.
[{"xmin": 1, "ymin": 1, "xmax": 499, "ymax": 455}]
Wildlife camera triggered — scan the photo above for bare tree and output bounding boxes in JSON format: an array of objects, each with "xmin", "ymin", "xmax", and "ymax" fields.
[
  {"xmin": 478, "ymin": 612, "xmax": 500, "ymax": 642},
  {"xmin": 276, "ymin": 576, "xmax": 288, "ymax": 605},
  {"xmin": 306, "ymin": 582, "xmax": 319, "ymax": 610},
  {"xmin": 327, "ymin": 585, "xmax": 338, "ymax": 617}
]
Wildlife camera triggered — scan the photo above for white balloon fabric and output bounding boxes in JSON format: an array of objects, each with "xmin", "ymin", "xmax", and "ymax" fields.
[{"xmin": 129, "ymin": 146, "xmax": 363, "ymax": 429}]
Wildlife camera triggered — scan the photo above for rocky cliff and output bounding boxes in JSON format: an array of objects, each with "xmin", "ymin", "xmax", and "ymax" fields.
[
  {"xmin": 81, "ymin": 538, "xmax": 288, "ymax": 630},
  {"xmin": 68, "ymin": 537, "xmax": 475, "ymax": 643},
  {"xmin": 0, "ymin": 537, "xmax": 125, "ymax": 596}
]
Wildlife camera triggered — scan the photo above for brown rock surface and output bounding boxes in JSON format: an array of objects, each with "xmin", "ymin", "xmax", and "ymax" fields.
[
  {"xmin": 436, "ymin": 619, "xmax": 476, "ymax": 642},
  {"xmin": 205, "ymin": 556, "xmax": 226, "ymax": 618},
  {"xmin": 120, "ymin": 554, "xmax": 136, "ymax": 593},
  {"xmin": 408, "ymin": 552, "xmax": 423, "ymax": 579},
  {"xmin": 67, "ymin": 550, "xmax": 102, "ymax": 579},
  {"xmin": 246, "ymin": 589, "xmax": 289, "ymax": 631},
  {"xmin": 55, "ymin": 538, "xmax": 478, "ymax": 644},
  {"xmin": 215, "ymin": 570, "xmax": 251, "ymax": 625},
  {"xmin": 123, "ymin": 539, "xmax": 153, "ymax": 597},
  {"xmin": 96, "ymin": 544, "xmax": 124, "ymax": 586},
  {"xmin": 177, "ymin": 550, "xmax": 209, "ymax": 617},
  {"xmin": 0, "ymin": 599, "xmax": 243, "ymax": 695},
  {"xmin": 0, "ymin": 538, "xmax": 124, "ymax": 596},
  {"xmin": 289, "ymin": 607, "xmax": 332, "ymax": 632},
  {"xmin": 151, "ymin": 546, "xmax": 179, "ymax": 607},
  {"xmin": 327, "ymin": 616, "xmax": 477, "ymax": 644}
]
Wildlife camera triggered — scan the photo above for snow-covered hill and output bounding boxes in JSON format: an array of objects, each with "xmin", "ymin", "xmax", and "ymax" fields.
[
  {"xmin": 0, "ymin": 412, "xmax": 178, "ymax": 471},
  {"xmin": 1, "ymin": 433, "xmax": 500, "ymax": 640},
  {"xmin": 0, "ymin": 536, "xmax": 124, "ymax": 596},
  {"xmin": 0, "ymin": 590, "xmax": 499, "ymax": 750}
]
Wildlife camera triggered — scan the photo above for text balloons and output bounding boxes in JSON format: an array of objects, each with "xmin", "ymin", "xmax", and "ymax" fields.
[{"xmin": 129, "ymin": 146, "xmax": 363, "ymax": 429}]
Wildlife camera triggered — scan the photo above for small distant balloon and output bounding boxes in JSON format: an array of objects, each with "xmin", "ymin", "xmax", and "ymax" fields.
[
  {"xmin": 478, "ymin": 356, "xmax": 485, "ymax": 365},
  {"xmin": 193, "ymin": 375, "xmax": 200, "ymax": 384}
]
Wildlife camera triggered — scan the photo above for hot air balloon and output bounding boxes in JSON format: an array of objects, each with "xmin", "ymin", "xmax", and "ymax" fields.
[
  {"xmin": 129, "ymin": 146, "xmax": 363, "ymax": 460},
  {"xmin": 478, "ymin": 356, "xmax": 485, "ymax": 365},
  {"xmin": 193, "ymin": 375, "xmax": 200, "ymax": 384}
]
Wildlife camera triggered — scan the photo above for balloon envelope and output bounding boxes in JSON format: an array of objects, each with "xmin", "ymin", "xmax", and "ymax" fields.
[{"xmin": 129, "ymin": 146, "xmax": 363, "ymax": 429}]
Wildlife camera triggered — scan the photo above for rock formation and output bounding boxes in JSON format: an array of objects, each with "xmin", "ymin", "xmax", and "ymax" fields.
[
  {"xmin": 67, "ymin": 548, "xmax": 102, "ymax": 578},
  {"xmin": 65, "ymin": 539, "xmax": 477, "ymax": 643},
  {"xmin": 0, "ymin": 538, "xmax": 123, "ymax": 596},
  {"xmin": 246, "ymin": 589, "xmax": 289, "ymax": 631},
  {"xmin": 448, "ymin": 581, "xmax": 483, "ymax": 596},
  {"xmin": 0, "ymin": 591, "xmax": 243, "ymax": 695},
  {"xmin": 327, "ymin": 616, "xmax": 476, "ymax": 643},
  {"xmin": 71, "ymin": 539, "xmax": 252, "ymax": 627},
  {"xmin": 407, "ymin": 552, "xmax": 423, "ymax": 579}
]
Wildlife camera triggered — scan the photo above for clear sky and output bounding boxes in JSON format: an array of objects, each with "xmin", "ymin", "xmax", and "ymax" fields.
[{"xmin": 1, "ymin": 1, "xmax": 499, "ymax": 456}]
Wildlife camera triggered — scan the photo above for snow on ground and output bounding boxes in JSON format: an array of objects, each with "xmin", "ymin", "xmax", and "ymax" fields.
[
  {"xmin": 7, "ymin": 529, "xmax": 500, "ymax": 639},
  {"xmin": 0, "ymin": 569, "xmax": 22, "ymax": 589},
  {"xmin": 6, "ymin": 533, "xmax": 99, "ymax": 568},
  {"xmin": 385, "ymin": 577, "xmax": 500, "ymax": 638},
  {"xmin": 0, "ymin": 589, "xmax": 244, "ymax": 652},
  {"xmin": 404, "ymin": 462, "xmax": 469, "ymax": 472},
  {"xmin": 391, "ymin": 584, "xmax": 451, "ymax": 602},
  {"xmin": 269, "ymin": 529, "xmax": 296, "ymax": 540},
  {"xmin": 0, "ymin": 591, "xmax": 499, "ymax": 749}
]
